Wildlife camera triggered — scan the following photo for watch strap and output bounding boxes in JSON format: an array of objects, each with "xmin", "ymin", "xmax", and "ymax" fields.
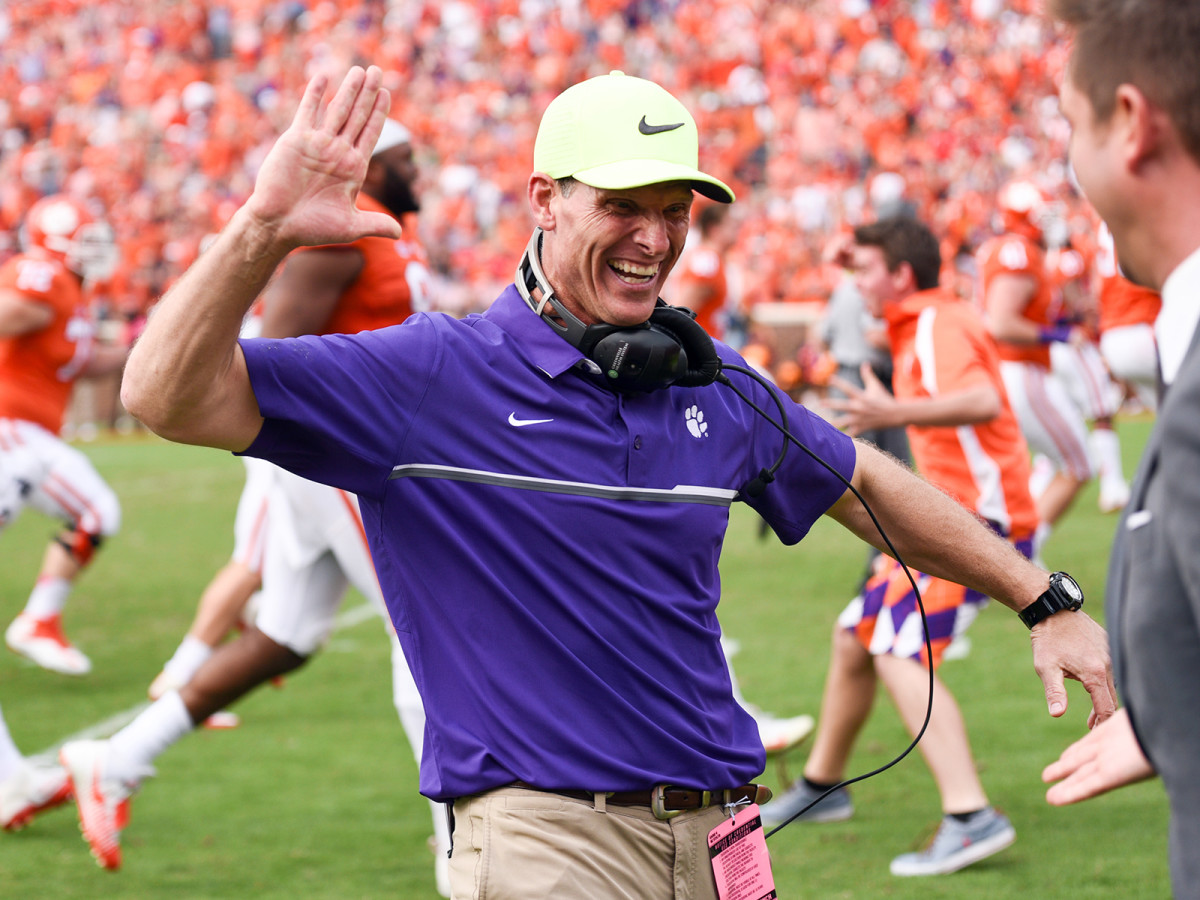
[{"xmin": 1019, "ymin": 572, "xmax": 1083, "ymax": 629}]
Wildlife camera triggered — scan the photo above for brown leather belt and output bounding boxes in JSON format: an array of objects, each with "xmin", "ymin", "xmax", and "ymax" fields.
[{"xmin": 512, "ymin": 781, "xmax": 772, "ymax": 820}]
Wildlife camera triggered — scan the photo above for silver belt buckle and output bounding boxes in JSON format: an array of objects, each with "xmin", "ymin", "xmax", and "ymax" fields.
[{"xmin": 650, "ymin": 785, "xmax": 711, "ymax": 820}]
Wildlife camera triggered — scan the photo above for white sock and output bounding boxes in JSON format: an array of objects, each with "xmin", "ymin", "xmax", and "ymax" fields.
[
  {"xmin": 1089, "ymin": 428, "xmax": 1126, "ymax": 488},
  {"xmin": 24, "ymin": 576, "xmax": 71, "ymax": 619},
  {"xmin": 107, "ymin": 691, "xmax": 195, "ymax": 785},
  {"xmin": 162, "ymin": 635, "xmax": 215, "ymax": 686},
  {"xmin": 0, "ymin": 704, "xmax": 23, "ymax": 781}
]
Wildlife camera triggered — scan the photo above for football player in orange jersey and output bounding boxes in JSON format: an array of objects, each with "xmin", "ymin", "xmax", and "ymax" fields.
[
  {"xmin": 672, "ymin": 201, "xmax": 738, "ymax": 340},
  {"xmin": 62, "ymin": 120, "xmax": 450, "ymax": 894},
  {"xmin": 977, "ymin": 181, "xmax": 1093, "ymax": 560},
  {"xmin": 144, "ymin": 121, "xmax": 431, "ymax": 712},
  {"xmin": 1, "ymin": 194, "xmax": 128, "ymax": 676},
  {"xmin": 1045, "ymin": 227, "xmax": 1132, "ymax": 513},
  {"xmin": 1094, "ymin": 221, "xmax": 1162, "ymax": 411}
]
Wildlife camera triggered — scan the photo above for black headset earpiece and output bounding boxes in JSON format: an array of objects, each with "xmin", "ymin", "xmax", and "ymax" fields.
[
  {"xmin": 515, "ymin": 228, "xmax": 722, "ymax": 392},
  {"xmin": 647, "ymin": 305, "xmax": 721, "ymax": 387}
]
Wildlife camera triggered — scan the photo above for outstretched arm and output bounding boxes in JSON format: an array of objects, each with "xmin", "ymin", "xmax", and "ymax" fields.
[
  {"xmin": 827, "ymin": 363, "xmax": 1002, "ymax": 434},
  {"xmin": 0, "ymin": 290, "xmax": 53, "ymax": 336},
  {"xmin": 826, "ymin": 441, "xmax": 1117, "ymax": 724},
  {"xmin": 1043, "ymin": 708, "xmax": 1155, "ymax": 804},
  {"xmin": 121, "ymin": 66, "xmax": 402, "ymax": 452}
]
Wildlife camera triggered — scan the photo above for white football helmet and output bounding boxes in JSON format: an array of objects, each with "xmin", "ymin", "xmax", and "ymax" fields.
[
  {"xmin": 22, "ymin": 195, "xmax": 118, "ymax": 282},
  {"xmin": 997, "ymin": 180, "xmax": 1050, "ymax": 241}
]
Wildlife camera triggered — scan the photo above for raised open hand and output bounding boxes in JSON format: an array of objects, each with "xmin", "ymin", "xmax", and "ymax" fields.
[{"xmin": 243, "ymin": 66, "xmax": 403, "ymax": 253}]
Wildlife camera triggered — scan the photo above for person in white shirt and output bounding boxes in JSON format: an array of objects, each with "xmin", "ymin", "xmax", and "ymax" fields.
[{"xmin": 1043, "ymin": 3, "xmax": 1200, "ymax": 896}]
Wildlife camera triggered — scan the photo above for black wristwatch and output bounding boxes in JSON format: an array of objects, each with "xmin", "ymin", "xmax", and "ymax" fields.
[{"xmin": 1018, "ymin": 572, "xmax": 1084, "ymax": 629}]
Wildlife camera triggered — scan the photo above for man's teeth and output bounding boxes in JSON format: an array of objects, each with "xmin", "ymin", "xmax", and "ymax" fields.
[{"xmin": 610, "ymin": 261, "xmax": 658, "ymax": 279}]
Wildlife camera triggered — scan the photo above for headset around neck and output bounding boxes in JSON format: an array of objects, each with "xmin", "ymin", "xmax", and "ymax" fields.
[{"xmin": 515, "ymin": 228, "xmax": 722, "ymax": 393}]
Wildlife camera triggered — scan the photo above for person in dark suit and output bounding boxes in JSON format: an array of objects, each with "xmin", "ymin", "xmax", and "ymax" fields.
[{"xmin": 1042, "ymin": 3, "xmax": 1200, "ymax": 896}]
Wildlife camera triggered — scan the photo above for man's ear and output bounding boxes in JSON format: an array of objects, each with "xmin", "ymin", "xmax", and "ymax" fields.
[
  {"xmin": 528, "ymin": 173, "xmax": 557, "ymax": 230},
  {"xmin": 1117, "ymin": 83, "xmax": 1172, "ymax": 173},
  {"xmin": 894, "ymin": 260, "xmax": 917, "ymax": 294}
]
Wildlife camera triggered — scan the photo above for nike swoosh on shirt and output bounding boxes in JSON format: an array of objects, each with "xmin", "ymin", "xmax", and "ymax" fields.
[
  {"xmin": 638, "ymin": 116, "xmax": 685, "ymax": 135},
  {"xmin": 508, "ymin": 413, "xmax": 554, "ymax": 427}
]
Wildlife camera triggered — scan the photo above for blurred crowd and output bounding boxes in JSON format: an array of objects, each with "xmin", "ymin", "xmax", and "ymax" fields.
[{"xmin": 0, "ymin": 0, "xmax": 1089, "ymax": 344}]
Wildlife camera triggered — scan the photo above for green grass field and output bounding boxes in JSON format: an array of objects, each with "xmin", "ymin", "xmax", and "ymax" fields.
[{"xmin": 0, "ymin": 419, "xmax": 1169, "ymax": 898}]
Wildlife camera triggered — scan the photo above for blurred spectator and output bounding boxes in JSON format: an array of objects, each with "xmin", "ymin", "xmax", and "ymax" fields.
[
  {"xmin": 0, "ymin": 0, "xmax": 1092, "ymax": 360},
  {"xmin": 670, "ymin": 201, "xmax": 740, "ymax": 341}
]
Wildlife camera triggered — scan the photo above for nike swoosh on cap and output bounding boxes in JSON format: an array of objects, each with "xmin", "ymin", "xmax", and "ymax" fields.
[
  {"xmin": 508, "ymin": 413, "xmax": 554, "ymax": 427},
  {"xmin": 638, "ymin": 116, "xmax": 685, "ymax": 135}
]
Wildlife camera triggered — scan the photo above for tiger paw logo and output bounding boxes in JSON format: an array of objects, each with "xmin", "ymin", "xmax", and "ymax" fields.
[{"xmin": 685, "ymin": 405, "xmax": 708, "ymax": 438}]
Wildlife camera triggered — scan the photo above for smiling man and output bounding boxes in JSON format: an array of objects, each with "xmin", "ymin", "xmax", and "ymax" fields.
[
  {"xmin": 114, "ymin": 67, "xmax": 1115, "ymax": 899},
  {"xmin": 1041, "ymin": 3, "xmax": 1200, "ymax": 897}
]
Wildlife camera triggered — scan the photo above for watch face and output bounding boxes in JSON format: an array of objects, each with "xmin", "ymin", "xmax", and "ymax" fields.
[{"xmin": 1058, "ymin": 574, "xmax": 1083, "ymax": 602}]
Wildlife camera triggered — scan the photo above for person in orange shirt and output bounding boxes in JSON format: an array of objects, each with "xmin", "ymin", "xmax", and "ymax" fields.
[
  {"xmin": 1045, "ymin": 230, "xmax": 1132, "ymax": 514},
  {"xmin": 761, "ymin": 216, "xmax": 1038, "ymax": 877},
  {"xmin": 147, "ymin": 118, "xmax": 435, "ymax": 720},
  {"xmin": 672, "ymin": 201, "xmax": 738, "ymax": 340},
  {"xmin": 1094, "ymin": 221, "xmax": 1162, "ymax": 411},
  {"xmin": 61, "ymin": 119, "xmax": 449, "ymax": 896},
  {"xmin": 977, "ymin": 181, "xmax": 1093, "ymax": 560},
  {"xmin": 1, "ymin": 194, "xmax": 128, "ymax": 676}
]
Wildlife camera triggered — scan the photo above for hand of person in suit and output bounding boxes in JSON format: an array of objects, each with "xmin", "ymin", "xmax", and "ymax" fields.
[{"xmin": 1042, "ymin": 708, "xmax": 1155, "ymax": 805}]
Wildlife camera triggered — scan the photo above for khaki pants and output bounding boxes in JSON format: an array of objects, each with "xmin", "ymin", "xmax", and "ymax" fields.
[{"xmin": 449, "ymin": 785, "xmax": 731, "ymax": 899}]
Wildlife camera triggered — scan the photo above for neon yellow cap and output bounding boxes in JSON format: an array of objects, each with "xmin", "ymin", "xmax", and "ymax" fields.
[{"xmin": 534, "ymin": 71, "xmax": 734, "ymax": 203}]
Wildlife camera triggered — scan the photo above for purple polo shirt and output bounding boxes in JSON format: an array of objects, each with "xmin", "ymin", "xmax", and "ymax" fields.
[{"xmin": 240, "ymin": 285, "xmax": 854, "ymax": 801}]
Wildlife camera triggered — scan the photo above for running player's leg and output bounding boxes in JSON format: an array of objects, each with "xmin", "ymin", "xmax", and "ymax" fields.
[
  {"xmin": 1001, "ymin": 361, "xmax": 1091, "ymax": 560},
  {"xmin": 0, "ymin": 701, "xmax": 71, "ymax": 831},
  {"xmin": 5, "ymin": 423, "xmax": 119, "ymax": 675},
  {"xmin": 151, "ymin": 458, "xmax": 272, "ymax": 697},
  {"xmin": 1050, "ymin": 342, "xmax": 1130, "ymax": 512}
]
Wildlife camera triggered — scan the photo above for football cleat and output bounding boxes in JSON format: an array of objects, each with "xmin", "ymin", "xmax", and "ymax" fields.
[
  {"xmin": 201, "ymin": 710, "xmax": 241, "ymax": 730},
  {"xmin": 60, "ymin": 740, "xmax": 143, "ymax": 871},
  {"xmin": 6, "ymin": 613, "xmax": 92, "ymax": 675},
  {"xmin": 0, "ymin": 760, "xmax": 72, "ymax": 831},
  {"xmin": 756, "ymin": 712, "xmax": 816, "ymax": 757}
]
